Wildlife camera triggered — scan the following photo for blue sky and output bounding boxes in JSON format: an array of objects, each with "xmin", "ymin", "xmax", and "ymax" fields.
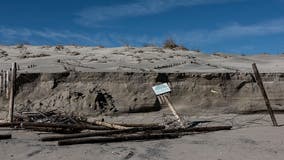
[{"xmin": 0, "ymin": 0, "xmax": 284, "ymax": 54}]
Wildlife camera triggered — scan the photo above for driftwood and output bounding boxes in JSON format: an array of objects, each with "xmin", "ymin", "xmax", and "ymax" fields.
[
  {"xmin": 42, "ymin": 125, "xmax": 231, "ymax": 142},
  {"xmin": 21, "ymin": 122, "xmax": 111, "ymax": 130},
  {"xmin": 58, "ymin": 133, "xmax": 180, "ymax": 146},
  {"xmin": 0, "ymin": 123, "xmax": 83, "ymax": 133},
  {"xmin": 17, "ymin": 110, "xmax": 85, "ymax": 125},
  {"xmin": 0, "ymin": 122, "xmax": 162, "ymax": 130},
  {"xmin": 0, "ymin": 134, "xmax": 12, "ymax": 140},
  {"xmin": 112, "ymin": 123, "xmax": 161, "ymax": 128},
  {"xmin": 41, "ymin": 125, "xmax": 165, "ymax": 141},
  {"xmin": 162, "ymin": 126, "xmax": 232, "ymax": 133},
  {"xmin": 23, "ymin": 126, "xmax": 82, "ymax": 134},
  {"xmin": 90, "ymin": 120, "xmax": 130, "ymax": 130},
  {"xmin": 0, "ymin": 122, "xmax": 113, "ymax": 134},
  {"xmin": 0, "ymin": 122, "xmax": 21, "ymax": 127}
]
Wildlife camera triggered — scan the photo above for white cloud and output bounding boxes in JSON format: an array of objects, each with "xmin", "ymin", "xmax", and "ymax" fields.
[
  {"xmin": 1, "ymin": 17, "xmax": 284, "ymax": 50},
  {"xmin": 176, "ymin": 18, "xmax": 284, "ymax": 45},
  {"xmin": 76, "ymin": 0, "xmax": 243, "ymax": 26},
  {"xmin": 0, "ymin": 27, "xmax": 99, "ymax": 44}
]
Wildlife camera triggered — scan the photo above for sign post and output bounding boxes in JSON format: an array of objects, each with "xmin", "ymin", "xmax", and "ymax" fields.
[{"xmin": 152, "ymin": 83, "xmax": 185, "ymax": 128}]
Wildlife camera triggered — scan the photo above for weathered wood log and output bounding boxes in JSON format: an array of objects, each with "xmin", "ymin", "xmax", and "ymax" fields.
[
  {"xmin": 41, "ymin": 125, "xmax": 165, "ymax": 141},
  {"xmin": 112, "ymin": 123, "xmax": 161, "ymax": 128},
  {"xmin": 162, "ymin": 126, "xmax": 232, "ymax": 133},
  {"xmin": 23, "ymin": 122, "xmax": 92, "ymax": 129},
  {"xmin": 0, "ymin": 122, "xmax": 112, "ymax": 131},
  {"xmin": 0, "ymin": 122, "xmax": 21, "ymax": 127},
  {"xmin": 0, "ymin": 134, "xmax": 12, "ymax": 140},
  {"xmin": 22, "ymin": 122, "xmax": 114, "ymax": 131},
  {"xmin": 58, "ymin": 133, "xmax": 180, "ymax": 146},
  {"xmin": 23, "ymin": 126, "xmax": 83, "ymax": 134},
  {"xmin": 252, "ymin": 63, "xmax": 278, "ymax": 126},
  {"xmin": 89, "ymin": 121, "xmax": 130, "ymax": 130}
]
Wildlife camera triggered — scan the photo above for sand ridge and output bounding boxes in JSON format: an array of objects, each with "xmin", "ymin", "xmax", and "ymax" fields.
[{"xmin": 0, "ymin": 45, "xmax": 283, "ymax": 73}]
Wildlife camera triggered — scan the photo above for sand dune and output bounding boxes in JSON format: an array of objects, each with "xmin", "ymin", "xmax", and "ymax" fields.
[
  {"xmin": 0, "ymin": 45, "xmax": 283, "ymax": 73},
  {"xmin": 1, "ymin": 45, "xmax": 284, "ymax": 160}
]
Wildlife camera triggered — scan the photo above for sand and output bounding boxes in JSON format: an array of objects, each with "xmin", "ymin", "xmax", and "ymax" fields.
[
  {"xmin": 0, "ymin": 45, "xmax": 284, "ymax": 160},
  {"xmin": 0, "ymin": 45, "xmax": 283, "ymax": 73},
  {"xmin": 1, "ymin": 113, "xmax": 284, "ymax": 160}
]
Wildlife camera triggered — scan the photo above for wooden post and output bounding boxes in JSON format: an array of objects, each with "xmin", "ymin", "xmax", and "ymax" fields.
[
  {"xmin": 163, "ymin": 95, "xmax": 185, "ymax": 128},
  {"xmin": 6, "ymin": 70, "xmax": 9, "ymax": 98},
  {"xmin": 153, "ymin": 83, "xmax": 185, "ymax": 128},
  {"xmin": 3, "ymin": 71, "xmax": 6, "ymax": 97},
  {"xmin": 252, "ymin": 63, "xmax": 278, "ymax": 126},
  {"xmin": 8, "ymin": 62, "xmax": 17, "ymax": 123},
  {"xmin": 0, "ymin": 75, "xmax": 2, "ymax": 95}
]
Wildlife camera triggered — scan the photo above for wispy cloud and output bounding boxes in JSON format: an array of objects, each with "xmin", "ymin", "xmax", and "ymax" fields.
[
  {"xmin": 1, "ymin": 17, "xmax": 284, "ymax": 53},
  {"xmin": 174, "ymin": 18, "xmax": 284, "ymax": 45},
  {"xmin": 0, "ymin": 26, "xmax": 100, "ymax": 45},
  {"xmin": 76, "ymin": 0, "xmax": 243, "ymax": 26}
]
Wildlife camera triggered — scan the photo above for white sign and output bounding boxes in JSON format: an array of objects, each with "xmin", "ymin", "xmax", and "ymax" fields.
[{"xmin": 152, "ymin": 83, "xmax": 171, "ymax": 95}]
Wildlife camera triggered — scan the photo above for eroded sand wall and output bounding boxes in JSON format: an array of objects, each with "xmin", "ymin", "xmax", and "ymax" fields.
[{"xmin": 0, "ymin": 72, "xmax": 284, "ymax": 118}]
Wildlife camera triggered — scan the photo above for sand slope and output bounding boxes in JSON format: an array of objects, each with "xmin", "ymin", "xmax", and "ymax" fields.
[{"xmin": 0, "ymin": 45, "xmax": 283, "ymax": 73}]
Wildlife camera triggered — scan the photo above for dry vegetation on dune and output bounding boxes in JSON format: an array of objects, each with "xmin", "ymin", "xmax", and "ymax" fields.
[{"xmin": 163, "ymin": 38, "xmax": 188, "ymax": 51}]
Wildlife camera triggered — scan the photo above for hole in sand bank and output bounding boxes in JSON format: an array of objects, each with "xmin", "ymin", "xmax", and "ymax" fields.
[{"xmin": 155, "ymin": 73, "xmax": 169, "ymax": 83}]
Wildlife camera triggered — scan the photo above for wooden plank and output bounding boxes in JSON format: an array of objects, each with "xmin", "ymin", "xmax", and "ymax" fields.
[
  {"xmin": 112, "ymin": 123, "xmax": 161, "ymax": 128},
  {"xmin": 163, "ymin": 95, "xmax": 185, "ymax": 128},
  {"xmin": 8, "ymin": 62, "xmax": 17, "ymax": 123},
  {"xmin": 90, "ymin": 121, "xmax": 130, "ymax": 130},
  {"xmin": 160, "ymin": 95, "xmax": 166, "ymax": 104},
  {"xmin": 162, "ymin": 125, "xmax": 232, "ymax": 133},
  {"xmin": 0, "ymin": 122, "xmax": 112, "ymax": 130},
  {"xmin": 252, "ymin": 63, "xmax": 278, "ymax": 126},
  {"xmin": 21, "ymin": 122, "xmax": 112, "ymax": 130},
  {"xmin": 23, "ymin": 126, "xmax": 83, "ymax": 134}
]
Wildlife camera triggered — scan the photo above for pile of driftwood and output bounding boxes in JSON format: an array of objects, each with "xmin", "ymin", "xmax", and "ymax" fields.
[
  {"xmin": 51, "ymin": 125, "xmax": 232, "ymax": 146},
  {"xmin": 0, "ymin": 110, "xmax": 232, "ymax": 145}
]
